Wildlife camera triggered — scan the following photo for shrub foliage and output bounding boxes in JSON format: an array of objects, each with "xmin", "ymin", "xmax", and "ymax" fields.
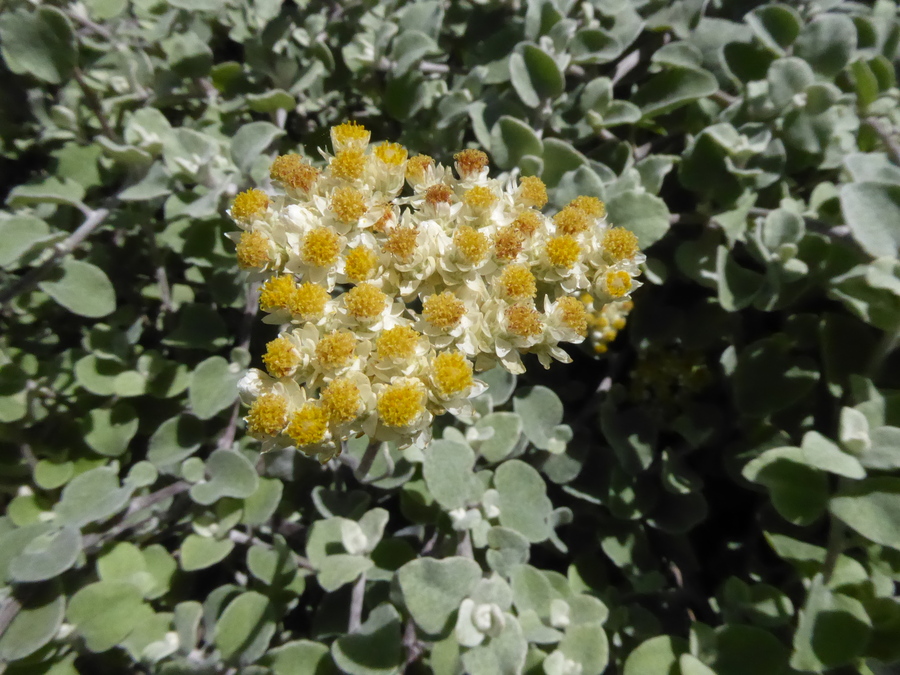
[{"xmin": 1, "ymin": 1, "xmax": 900, "ymax": 674}]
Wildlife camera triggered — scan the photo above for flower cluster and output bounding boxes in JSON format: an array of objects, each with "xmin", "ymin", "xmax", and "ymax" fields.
[
  {"xmin": 580, "ymin": 294, "xmax": 634, "ymax": 355},
  {"xmin": 228, "ymin": 122, "xmax": 643, "ymax": 460}
]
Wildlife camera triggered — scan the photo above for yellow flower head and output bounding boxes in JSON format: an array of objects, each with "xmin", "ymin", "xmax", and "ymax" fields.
[
  {"xmin": 321, "ymin": 377, "xmax": 362, "ymax": 424},
  {"xmin": 344, "ymin": 246, "xmax": 378, "ymax": 282},
  {"xmin": 236, "ymin": 231, "xmax": 269, "ymax": 269},
  {"xmin": 286, "ymin": 402, "xmax": 328, "ymax": 447},
  {"xmin": 498, "ymin": 263, "xmax": 537, "ymax": 300},
  {"xmin": 246, "ymin": 393, "xmax": 288, "ymax": 436},
  {"xmin": 378, "ymin": 379, "xmax": 426, "ymax": 427},
  {"xmin": 506, "ymin": 303, "xmax": 543, "ymax": 338},
  {"xmin": 454, "ymin": 149, "xmax": 489, "ymax": 178},
  {"xmin": 331, "ymin": 121, "xmax": 370, "ymax": 151},
  {"xmin": 262, "ymin": 336, "xmax": 300, "ymax": 378},
  {"xmin": 377, "ymin": 326, "xmax": 420, "ymax": 360},
  {"xmin": 518, "ymin": 176, "xmax": 548, "ymax": 209},
  {"xmin": 231, "ymin": 189, "xmax": 268, "ymax": 222},
  {"xmin": 331, "ymin": 148, "xmax": 367, "ymax": 181},
  {"xmin": 315, "ymin": 330, "xmax": 357, "ymax": 369},
  {"xmin": 557, "ymin": 296, "xmax": 587, "ymax": 336},
  {"xmin": 331, "ymin": 186, "xmax": 367, "ymax": 223},
  {"xmin": 546, "ymin": 235, "xmax": 582, "ymax": 268},
  {"xmin": 302, "ymin": 227, "xmax": 341, "ymax": 267},
  {"xmin": 453, "ymin": 225, "xmax": 489, "ymax": 264},
  {"xmin": 406, "ymin": 154, "xmax": 434, "ymax": 183},
  {"xmin": 605, "ymin": 270, "xmax": 633, "ymax": 298},
  {"xmin": 344, "ymin": 282, "xmax": 388, "ymax": 321},
  {"xmin": 373, "ymin": 141, "xmax": 408, "ymax": 166},
  {"xmin": 259, "ymin": 275, "xmax": 296, "ymax": 311},
  {"xmin": 432, "ymin": 351, "xmax": 474, "ymax": 396},
  {"xmin": 270, "ymin": 154, "xmax": 319, "ymax": 192},
  {"xmin": 602, "ymin": 227, "xmax": 640, "ymax": 261},
  {"xmin": 568, "ymin": 195, "xmax": 606, "ymax": 218},
  {"xmin": 423, "ymin": 291, "xmax": 465, "ymax": 330}
]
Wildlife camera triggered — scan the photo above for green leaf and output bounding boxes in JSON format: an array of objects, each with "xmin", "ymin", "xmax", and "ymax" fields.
[
  {"xmin": 241, "ymin": 477, "xmax": 284, "ymax": 526},
  {"xmin": 606, "ymin": 189, "xmax": 671, "ymax": 249},
  {"xmin": 82, "ymin": 401, "xmax": 139, "ymax": 457},
  {"xmin": 7, "ymin": 525, "xmax": 81, "ymax": 583},
  {"xmin": 830, "ymin": 477, "xmax": 900, "ymax": 550},
  {"xmin": 180, "ymin": 534, "xmax": 235, "ymax": 571},
  {"xmin": 794, "ymin": 14, "xmax": 856, "ymax": 78},
  {"xmin": 260, "ymin": 640, "xmax": 332, "ymax": 675},
  {"xmin": 791, "ymin": 575, "xmax": 871, "ymax": 671},
  {"xmin": 397, "ymin": 556, "xmax": 482, "ymax": 635},
  {"xmin": 147, "ymin": 416, "xmax": 202, "ymax": 470},
  {"xmin": 541, "ymin": 138, "xmax": 588, "ymax": 188},
  {"xmin": 559, "ymin": 622, "xmax": 609, "ymax": 675},
  {"xmin": 214, "ymin": 591, "xmax": 276, "ymax": 665},
  {"xmin": 67, "ymin": 581, "xmax": 145, "ymax": 653},
  {"xmin": 55, "ymin": 466, "xmax": 133, "ymax": 527},
  {"xmin": 745, "ymin": 457, "xmax": 828, "ymax": 526},
  {"xmin": 513, "ymin": 386, "xmax": 564, "ymax": 451},
  {"xmin": 495, "ymin": 460, "xmax": 553, "ymax": 543},
  {"xmin": 317, "ymin": 554, "xmax": 373, "ymax": 592},
  {"xmin": 7, "ymin": 177, "xmax": 86, "ymax": 209},
  {"xmin": 733, "ymin": 337, "xmax": 819, "ymax": 417},
  {"xmin": 623, "ymin": 635, "xmax": 688, "ymax": 675},
  {"xmin": 189, "ymin": 356, "xmax": 241, "ymax": 420},
  {"xmin": 0, "ymin": 584, "xmax": 64, "ymax": 661},
  {"xmin": 190, "ymin": 449, "xmax": 259, "ymax": 505},
  {"xmin": 509, "ymin": 52, "xmax": 540, "ymax": 108},
  {"xmin": 119, "ymin": 163, "xmax": 171, "ymax": 201},
  {"xmin": 423, "ymin": 439, "xmax": 477, "ymax": 511},
  {"xmin": 490, "ymin": 117, "xmax": 543, "ymax": 171},
  {"xmin": 247, "ymin": 89, "xmax": 296, "ymax": 113},
  {"xmin": 97, "ymin": 542, "xmax": 156, "ymax": 597},
  {"xmin": 38, "ymin": 259, "xmax": 116, "ymax": 318},
  {"xmin": 474, "ymin": 413, "xmax": 522, "ymax": 463},
  {"xmin": 711, "ymin": 624, "xmax": 789, "ymax": 675},
  {"xmin": 332, "ymin": 603, "xmax": 403, "ymax": 675},
  {"xmin": 632, "ymin": 66, "xmax": 717, "ymax": 118},
  {"xmin": 163, "ymin": 303, "xmax": 230, "ymax": 351},
  {"xmin": 839, "ymin": 182, "xmax": 900, "ymax": 258},
  {"xmin": 461, "ymin": 612, "xmax": 527, "ymax": 675},
  {"xmin": 746, "ymin": 5, "xmax": 801, "ymax": 54},
  {"xmin": 569, "ymin": 29, "xmax": 621, "ymax": 65},
  {"xmin": 231, "ymin": 122, "xmax": 284, "ymax": 174},
  {"xmin": 0, "ymin": 216, "xmax": 53, "ymax": 268},
  {"xmin": 0, "ymin": 8, "xmax": 76, "ymax": 84}
]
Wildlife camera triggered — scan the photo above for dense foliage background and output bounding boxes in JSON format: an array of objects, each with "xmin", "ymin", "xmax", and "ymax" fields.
[{"xmin": 2, "ymin": 0, "xmax": 900, "ymax": 673}]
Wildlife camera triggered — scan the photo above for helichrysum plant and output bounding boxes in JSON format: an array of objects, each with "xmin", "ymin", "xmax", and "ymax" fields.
[{"xmin": 228, "ymin": 121, "xmax": 643, "ymax": 460}]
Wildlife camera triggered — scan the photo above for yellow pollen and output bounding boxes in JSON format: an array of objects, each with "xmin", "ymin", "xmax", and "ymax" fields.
[
  {"xmin": 603, "ymin": 328, "xmax": 618, "ymax": 341},
  {"xmin": 259, "ymin": 275, "xmax": 296, "ymax": 311},
  {"xmin": 513, "ymin": 210, "xmax": 542, "ymax": 237},
  {"xmin": 331, "ymin": 186, "xmax": 367, "ymax": 223},
  {"xmin": 373, "ymin": 141, "xmax": 408, "ymax": 166},
  {"xmin": 383, "ymin": 226, "xmax": 418, "ymax": 262},
  {"xmin": 406, "ymin": 154, "xmax": 434, "ymax": 181},
  {"xmin": 505, "ymin": 303, "xmax": 543, "ymax": 338},
  {"xmin": 377, "ymin": 380, "xmax": 426, "ymax": 427},
  {"xmin": 602, "ymin": 227, "xmax": 640, "ymax": 261},
  {"xmin": 580, "ymin": 293, "xmax": 593, "ymax": 305},
  {"xmin": 553, "ymin": 207, "xmax": 590, "ymax": 235},
  {"xmin": 289, "ymin": 282, "xmax": 329, "ymax": 319},
  {"xmin": 246, "ymin": 393, "xmax": 288, "ymax": 436},
  {"xmin": 546, "ymin": 235, "xmax": 582, "ymax": 268},
  {"xmin": 568, "ymin": 196, "xmax": 606, "ymax": 218},
  {"xmin": 453, "ymin": 226, "xmax": 489, "ymax": 263},
  {"xmin": 262, "ymin": 336, "xmax": 301, "ymax": 378},
  {"xmin": 519, "ymin": 176, "xmax": 548, "ymax": 209},
  {"xmin": 302, "ymin": 227, "xmax": 341, "ymax": 267},
  {"xmin": 454, "ymin": 149, "xmax": 489, "ymax": 177},
  {"xmin": 331, "ymin": 121, "xmax": 370, "ymax": 149},
  {"xmin": 236, "ymin": 231, "xmax": 270, "ymax": 269},
  {"xmin": 557, "ymin": 297, "xmax": 587, "ymax": 336},
  {"xmin": 270, "ymin": 154, "xmax": 319, "ymax": 191},
  {"xmin": 623, "ymin": 300, "xmax": 634, "ymax": 311},
  {"xmin": 286, "ymin": 403, "xmax": 328, "ymax": 447},
  {"xmin": 425, "ymin": 183, "xmax": 453, "ymax": 206},
  {"xmin": 594, "ymin": 343, "xmax": 608, "ymax": 354},
  {"xmin": 423, "ymin": 291, "xmax": 466, "ymax": 330},
  {"xmin": 321, "ymin": 377, "xmax": 361, "ymax": 424},
  {"xmin": 498, "ymin": 264, "xmax": 537, "ymax": 300},
  {"xmin": 344, "ymin": 282, "xmax": 387, "ymax": 320},
  {"xmin": 494, "ymin": 225, "xmax": 525, "ymax": 261},
  {"xmin": 376, "ymin": 326, "xmax": 420, "ymax": 360},
  {"xmin": 231, "ymin": 189, "xmax": 269, "ymax": 222},
  {"xmin": 463, "ymin": 186, "xmax": 496, "ymax": 209},
  {"xmin": 344, "ymin": 246, "xmax": 378, "ymax": 282},
  {"xmin": 606, "ymin": 270, "xmax": 632, "ymax": 298},
  {"xmin": 612, "ymin": 317, "xmax": 627, "ymax": 330},
  {"xmin": 432, "ymin": 352, "xmax": 473, "ymax": 396},
  {"xmin": 315, "ymin": 330, "xmax": 357, "ymax": 369},
  {"xmin": 330, "ymin": 148, "xmax": 366, "ymax": 180}
]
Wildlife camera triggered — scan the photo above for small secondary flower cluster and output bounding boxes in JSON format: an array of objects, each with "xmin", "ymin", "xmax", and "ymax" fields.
[
  {"xmin": 580, "ymin": 294, "xmax": 633, "ymax": 355},
  {"xmin": 228, "ymin": 122, "xmax": 643, "ymax": 460}
]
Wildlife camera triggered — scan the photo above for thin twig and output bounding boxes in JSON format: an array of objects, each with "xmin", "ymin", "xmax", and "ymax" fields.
[
  {"xmin": 139, "ymin": 220, "xmax": 172, "ymax": 315},
  {"xmin": 217, "ymin": 283, "xmax": 259, "ymax": 451},
  {"xmin": 401, "ymin": 619, "xmax": 425, "ymax": 672},
  {"xmin": 456, "ymin": 530, "xmax": 474, "ymax": 559},
  {"xmin": 0, "ymin": 208, "xmax": 109, "ymax": 306},
  {"xmin": 72, "ymin": 67, "xmax": 116, "ymax": 140},
  {"xmin": 355, "ymin": 441, "xmax": 380, "ymax": 482},
  {"xmin": 82, "ymin": 481, "xmax": 191, "ymax": 549},
  {"xmin": 864, "ymin": 117, "xmax": 900, "ymax": 166},
  {"xmin": 348, "ymin": 572, "xmax": 366, "ymax": 633},
  {"xmin": 611, "ymin": 49, "xmax": 640, "ymax": 86},
  {"xmin": 821, "ymin": 513, "xmax": 845, "ymax": 584},
  {"xmin": 0, "ymin": 594, "xmax": 23, "ymax": 640}
]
